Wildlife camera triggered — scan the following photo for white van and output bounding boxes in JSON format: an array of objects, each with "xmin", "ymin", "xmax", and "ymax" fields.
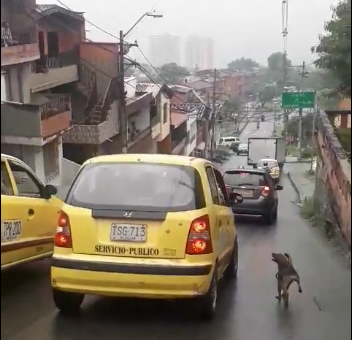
[{"xmin": 218, "ymin": 136, "xmax": 241, "ymax": 147}]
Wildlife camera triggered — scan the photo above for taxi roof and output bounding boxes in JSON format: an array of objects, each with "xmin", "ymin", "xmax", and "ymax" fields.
[
  {"xmin": 1, "ymin": 153, "xmax": 23, "ymax": 163},
  {"xmin": 84, "ymin": 154, "xmax": 211, "ymax": 168}
]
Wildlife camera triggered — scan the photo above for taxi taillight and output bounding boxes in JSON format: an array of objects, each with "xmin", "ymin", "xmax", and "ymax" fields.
[
  {"xmin": 54, "ymin": 211, "xmax": 72, "ymax": 248},
  {"xmin": 186, "ymin": 215, "xmax": 213, "ymax": 255}
]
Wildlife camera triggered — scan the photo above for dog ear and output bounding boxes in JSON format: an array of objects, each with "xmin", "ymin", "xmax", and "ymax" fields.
[{"xmin": 284, "ymin": 253, "xmax": 292, "ymax": 264}]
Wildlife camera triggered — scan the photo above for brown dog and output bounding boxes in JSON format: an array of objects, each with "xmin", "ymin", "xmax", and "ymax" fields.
[{"xmin": 272, "ymin": 253, "xmax": 302, "ymax": 308}]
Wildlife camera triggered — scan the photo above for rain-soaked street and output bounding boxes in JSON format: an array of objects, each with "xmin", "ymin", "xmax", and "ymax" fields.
[{"xmin": 1, "ymin": 115, "xmax": 351, "ymax": 340}]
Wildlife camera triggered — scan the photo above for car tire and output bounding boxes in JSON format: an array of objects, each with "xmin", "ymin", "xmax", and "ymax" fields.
[
  {"xmin": 53, "ymin": 289, "xmax": 85, "ymax": 314},
  {"xmin": 197, "ymin": 266, "xmax": 218, "ymax": 320},
  {"xmin": 224, "ymin": 238, "xmax": 238, "ymax": 280},
  {"xmin": 263, "ymin": 208, "xmax": 276, "ymax": 225}
]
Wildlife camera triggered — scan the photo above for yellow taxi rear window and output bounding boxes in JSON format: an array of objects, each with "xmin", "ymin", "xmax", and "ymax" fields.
[{"xmin": 66, "ymin": 162, "xmax": 206, "ymax": 212}]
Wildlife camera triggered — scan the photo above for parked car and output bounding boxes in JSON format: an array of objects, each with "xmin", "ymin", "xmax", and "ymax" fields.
[
  {"xmin": 51, "ymin": 154, "xmax": 243, "ymax": 319},
  {"xmin": 1, "ymin": 153, "xmax": 62, "ymax": 270},
  {"xmin": 218, "ymin": 136, "xmax": 241, "ymax": 148},
  {"xmin": 223, "ymin": 168, "xmax": 283, "ymax": 224},
  {"xmin": 236, "ymin": 143, "xmax": 249, "ymax": 155}
]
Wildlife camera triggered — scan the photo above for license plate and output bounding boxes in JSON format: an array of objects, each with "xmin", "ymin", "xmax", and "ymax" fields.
[
  {"xmin": 234, "ymin": 189, "xmax": 253, "ymax": 198},
  {"xmin": 1, "ymin": 219, "xmax": 22, "ymax": 242},
  {"xmin": 110, "ymin": 224, "xmax": 147, "ymax": 242}
]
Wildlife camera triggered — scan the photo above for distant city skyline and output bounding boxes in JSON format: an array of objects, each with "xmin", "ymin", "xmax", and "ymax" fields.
[{"xmin": 147, "ymin": 34, "xmax": 214, "ymax": 69}]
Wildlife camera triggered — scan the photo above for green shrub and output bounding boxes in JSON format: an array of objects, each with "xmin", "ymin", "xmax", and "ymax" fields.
[{"xmin": 300, "ymin": 197, "xmax": 316, "ymax": 220}]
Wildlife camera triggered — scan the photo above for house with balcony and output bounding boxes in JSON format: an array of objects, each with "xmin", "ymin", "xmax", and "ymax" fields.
[
  {"xmin": 135, "ymin": 83, "xmax": 174, "ymax": 154},
  {"xmin": 100, "ymin": 77, "xmax": 155, "ymax": 154},
  {"xmin": 1, "ymin": 0, "xmax": 74, "ymax": 185},
  {"xmin": 170, "ymin": 103, "xmax": 210, "ymax": 157},
  {"xmin": 30, "ymin": 4, "xmax": 83, "ymax": 92}
]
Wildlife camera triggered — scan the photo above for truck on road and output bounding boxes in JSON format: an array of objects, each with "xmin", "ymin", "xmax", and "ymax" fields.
[{"xmin": 247, "ymin": 137, "xmax": 286, "ymax": 169}]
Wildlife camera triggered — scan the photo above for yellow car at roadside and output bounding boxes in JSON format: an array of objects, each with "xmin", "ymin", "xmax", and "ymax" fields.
[
  {"xmin": 1, "ymin": 153, "xmax": 62, "ymax": 270},
  {"xmin": 257, "ymin": 158, "xmax": 281, "ymax": 183},
  {"xmin": 51, "ymin": 154, "xmax": 243, "ymax": 319}
]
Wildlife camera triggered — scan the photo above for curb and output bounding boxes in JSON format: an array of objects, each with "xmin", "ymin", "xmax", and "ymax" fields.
[
  {"xmin": 287, "ymin": 171, "xmax": 302, "ymax": 203},
  {"xmin": 286, "ymin": 160, "xmax": 312, "ymax": 164}
]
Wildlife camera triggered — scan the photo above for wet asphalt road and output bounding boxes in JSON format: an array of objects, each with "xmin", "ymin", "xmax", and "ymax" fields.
[{"xmin": 1, "ymin": 117, "xmax": 351, "ymax": 340}]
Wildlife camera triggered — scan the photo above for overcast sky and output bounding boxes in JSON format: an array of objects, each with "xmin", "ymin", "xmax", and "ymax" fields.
[{"xmin": 37, "ymin": 0, "xmax": 337, "ymax": 67}]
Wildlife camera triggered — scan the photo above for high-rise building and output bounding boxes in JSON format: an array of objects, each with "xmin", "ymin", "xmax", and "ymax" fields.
[
  {"xmin": 149, "ymin": 34, "xmax": 181, "ymax": 67},
  {"xmin": 185, "ymin": 36, "xmax": 213, "ymax": 71}
]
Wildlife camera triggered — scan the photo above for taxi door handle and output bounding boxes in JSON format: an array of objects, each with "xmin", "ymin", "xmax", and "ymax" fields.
[{"xmin": 28, "ymin": 209, "xmax": 35, "ymax": 216}]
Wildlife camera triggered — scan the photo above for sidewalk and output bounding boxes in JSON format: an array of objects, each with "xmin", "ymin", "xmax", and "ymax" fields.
[{"xmin": 284, "ymin": 156, "xmax": 315, "ymax": 203}]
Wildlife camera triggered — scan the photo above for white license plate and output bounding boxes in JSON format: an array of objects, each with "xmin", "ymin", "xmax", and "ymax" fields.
[
  {"xmin": 2, "ymin": 219, "xmax": 22, "ymax": 242},
  {"xmin": 110, "ymin": 224, "xmax": 147, "ymax": 242}
]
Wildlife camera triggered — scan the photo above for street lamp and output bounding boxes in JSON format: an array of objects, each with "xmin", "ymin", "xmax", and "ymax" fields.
[
  {"xmin": 124, "ymin": 12, "xmax": 163, "ymax": 38},
  {"xmin": 118, "ymin": 11, "xmax": 163, "ymax": 154}
]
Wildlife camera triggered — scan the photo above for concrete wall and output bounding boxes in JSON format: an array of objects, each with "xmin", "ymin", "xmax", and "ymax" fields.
[
  {"xmin": 314, "ymin": 111, "xmax": 351, "ymax": 247},
  {"xmin": 1, "ymin": 73, "xmax": 8, "ymax": 101},
  {"xmin": 31, "ymin": 65, "xmax": 79, "ymax": 92},
  {"xmin": 158, "ymin": 92, "xmax": 171, "ymax": 141},
  {"xmin": 1, "ymin": 139, "xmax": 64, "ymax": 186},
  {"xmin": 2, "ymin": 63, "xmax": 32, "ymax": 104},
  {"xmin": 1, "ymin": 103, "xmax": 42, "ymax": 139},
  {"xmin": 61, "ymin": 158, "xmax": 80, "ymax": 186},
  {"xmin": 186, "ymin": 117, "xmax": 197, "ymax": 155}
]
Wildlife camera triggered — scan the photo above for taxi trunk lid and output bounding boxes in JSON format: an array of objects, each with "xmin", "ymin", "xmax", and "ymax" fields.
[{"xmin": 66, "ymin": 206, "xmax": 201, "ymax": 260}]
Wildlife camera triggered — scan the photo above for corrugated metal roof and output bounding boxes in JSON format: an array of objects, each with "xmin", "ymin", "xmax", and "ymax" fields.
[
  {"xmin": 136, "ymin": 83, "xmax": 161, "ymax": 97},
  {"xmin": 35, "ymin": 4, "xmax": 84, "ymax": 22}
]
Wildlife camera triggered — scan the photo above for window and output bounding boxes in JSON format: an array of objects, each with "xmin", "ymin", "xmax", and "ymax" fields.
[
  {"xmin": 8, "ymin": 162, "xmax": 42, "ymax": 197},
  {"xmin": 163, "ymin": 103, "xmax": 168, "ymax": 124},
  {"xmin": 67, "ymin": 162, "xmax": 206, "ymax": 212},
  {"xmin": 1, "ymin": 161, "xmax": 13, "ymax": 195},
  {"xmin": 205, "ymin": 167, "xmax": 220, "ymax": 205},
  {"xmin": 223, "ymin": 171, "xmax": 267, "ymax": 187}
]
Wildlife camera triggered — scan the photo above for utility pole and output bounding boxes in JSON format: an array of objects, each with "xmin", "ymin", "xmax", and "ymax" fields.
[
  {"xmin": 118, "ymin": 30, "xmax": 128, "ymax": 154},
  {"xmin": 297, "ymin": 61, "xmax": 308, "ymax": 161},
  {"xmin": 282, "ymin": 0, "xmax": 289, "ymax": 137},
  {"xmin": 210, "ymin": 69, "xmax": 217, "ymax": 158},
  {"xmin": 204, "ymin": 92, "xmax": 211, "ymax": 158}
]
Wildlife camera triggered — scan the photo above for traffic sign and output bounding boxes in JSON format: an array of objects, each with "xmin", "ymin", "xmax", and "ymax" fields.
[{"xmin": 281, "ymin": 92, "xmax": 315, "ymax": 109}]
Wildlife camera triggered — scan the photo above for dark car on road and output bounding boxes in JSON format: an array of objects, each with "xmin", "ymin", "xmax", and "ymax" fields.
[
  {"xmin": 223, "ymin": 168, "xmax": 283, "ymax": 224},
  {"xmin": 261, "ymin": 115, "xmax": 265, "ymax": 122}
]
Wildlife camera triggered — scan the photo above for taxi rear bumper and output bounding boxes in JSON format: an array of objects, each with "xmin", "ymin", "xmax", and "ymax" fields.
[{"xmin": 51, "ymin": 257, "xmax": 213, "ymax": 299}]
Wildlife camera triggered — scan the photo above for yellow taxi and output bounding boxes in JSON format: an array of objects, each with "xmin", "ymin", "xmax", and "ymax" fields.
[
  {"xmin": 51, "ymin": 154, "xmax": 243, "ymax": 319},
  {"xmin": 257, "ymin": 158, "xmax": 281, "ymax": 183},
  {"xmin": 1, "ymin": 153, "xmax": 62, "ymax": 270}
]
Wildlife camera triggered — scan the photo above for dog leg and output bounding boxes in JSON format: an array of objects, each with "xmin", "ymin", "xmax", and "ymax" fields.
[
  {"xmin": 276, "ymin": 280, "xmax": 282, "ymax": 302},
  {"xmin": 297, "ymin": 279, "xmax": 303, "ymax": 293},
  {"xmin": 283, "ymin": 291, "xmax": 289, "ymax": 309}
]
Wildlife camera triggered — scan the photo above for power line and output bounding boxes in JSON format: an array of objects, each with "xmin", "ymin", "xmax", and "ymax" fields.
[{"xmin": 55, "ymin": 0, "xmax": 132, "ymax": 44}]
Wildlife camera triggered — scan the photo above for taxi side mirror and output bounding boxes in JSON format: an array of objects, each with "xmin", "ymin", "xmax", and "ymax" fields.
[{"xmin": 43, "ymin": 184, "xmax": 57, "ymax": 198}]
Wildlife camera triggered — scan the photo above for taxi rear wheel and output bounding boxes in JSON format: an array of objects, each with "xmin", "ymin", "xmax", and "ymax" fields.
[
  {"xmin": 53, "ymin": 289, "xmax": 85, "ymax": 314},
  {"xmin": 197, "ymin": 267, "xmax": 218, "ymax": 320}
]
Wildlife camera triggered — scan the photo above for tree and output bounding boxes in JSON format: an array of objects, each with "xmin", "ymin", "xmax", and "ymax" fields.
[
  {"xmin": 267, "ymin": 52, "xmax": 292, "ymax": 72},
  {"xmin": 312, "ymin": 0, "xmax": 351, "ymax": 98},
  {"xmin": 259, "ymin": 85, "xmax": 277, "ymax": 106},
  {"xmin": 223, "ymin": 95, "xmax": 242, "ymax": 115},
  {"xmin": 227, "ymin": 58, "xmax": 260, "ymax": 72},
  {"xmin": 157, "ymin": 63, "xmax": 190, "ymax": 84}
]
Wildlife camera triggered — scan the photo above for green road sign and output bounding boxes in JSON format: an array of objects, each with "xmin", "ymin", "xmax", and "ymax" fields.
[{"xmin": 281, "ymin": 92, "xmax": 315, "ymax": 109}]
